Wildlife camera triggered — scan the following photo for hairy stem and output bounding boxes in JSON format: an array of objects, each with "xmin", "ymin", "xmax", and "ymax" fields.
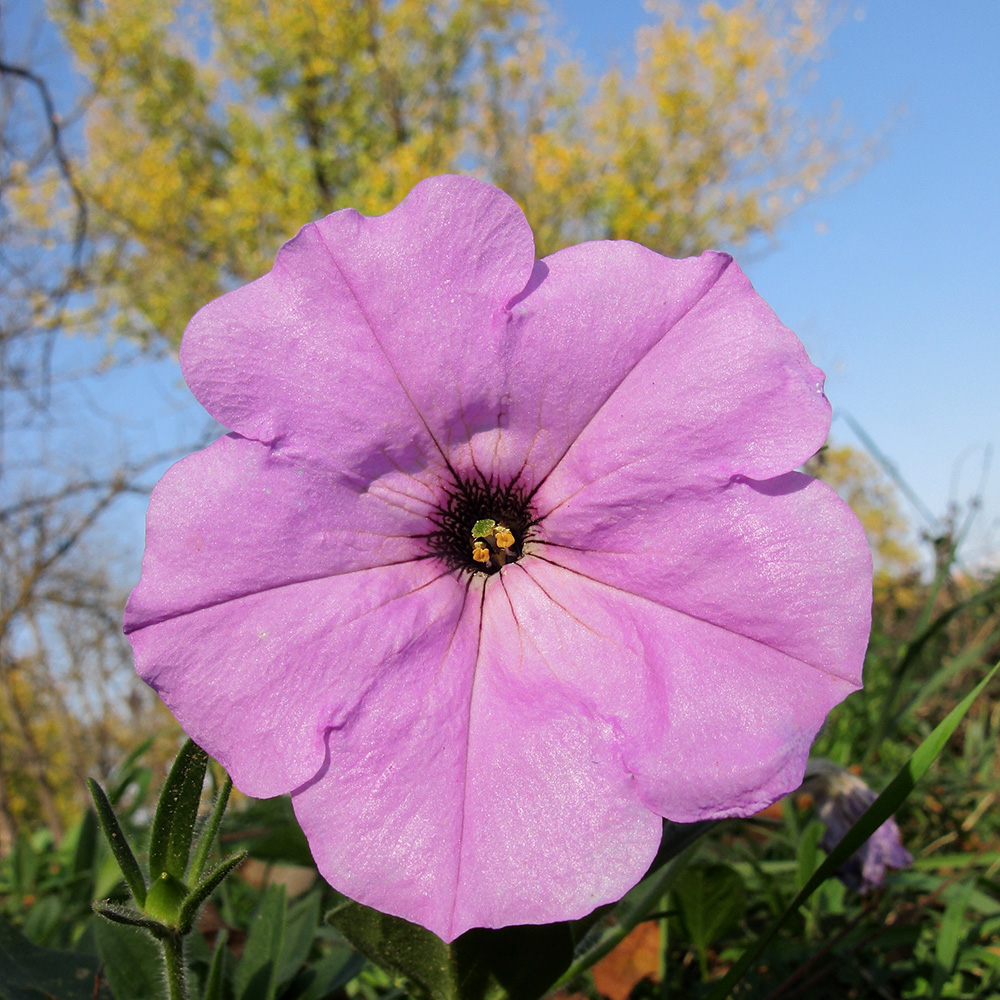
[{"xmin": 161, "ymin": 933, "xmax": 188, "ymax": 1000}]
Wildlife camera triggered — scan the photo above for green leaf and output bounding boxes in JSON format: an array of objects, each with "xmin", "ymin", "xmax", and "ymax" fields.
[
  {"xmin": 203, "ymin": 929, "xmax": 229, "ymax": 1000},
  {"xmin": 330, "ymin": 899, "xmax": 573, "ymax": 1000},
  {"xmin": 19, "ymin": 896, "xmax": 64, "ymax": 951},
  {"xmin": 704, "ymin": 660, "xmax": 1000, "ymax": 1000},
  {"xmin": 149, "ymin": 740, "xmax": 210, "ymax": 881},
  {"xmin": 8, "ymin": 835, "xmax": 39, "ymax": 896},
  {"xmin": 795, "ymin": 818, "xmax": 825, "ymax": 891},
  {"xmin": 222, "ymin": 795, "xmax": 314, "ymax": 866},
  {"xmin": 296, "ymin": 944, "xmax": 367, "ymax": 1000},
  {"xmin": 673, "ymin": 865, "xmax": 746, "ymax": 954},
  {"xmin": 328, "ymin": 903, "xmax": 453, "ymax": 1000},
  {"xmin": 0, "ymin": 915, "xmax": 111, "ymax": 1000},
  {"xmin": 88, "ymin": 777, "xmax": 147, "ymax": 906},
  {"xmin": 235, "ymin": 883, "xmax": 287, "ymax": 1000},
  {"xmin": 932, "ymin": 880, "xmax": 974, "ymax": 998},
  {"xmin": 93, "ymin": 917, "xmax": 167, "ymax": 1000},
  {"xmin": 70, "ymin": 807, "xmax": 99, "ymax": 882},
  {"xmin": 277, "ymin": 889, "xmax": 322, "ymax": 990}
]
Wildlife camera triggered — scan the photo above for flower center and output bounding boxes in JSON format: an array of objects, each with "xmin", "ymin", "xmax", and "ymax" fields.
[
  {"xmin": 471, "ymin": 519, "xmax": 517, "ymax": 569},
  {"xmin": 426, "ymin": 475, "xmax": 534, "ymax": 576}
]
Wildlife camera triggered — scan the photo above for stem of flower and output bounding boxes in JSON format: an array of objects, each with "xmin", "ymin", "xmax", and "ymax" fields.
[{"xmin": 161, "ymin": 932, "xmax": 189, "ymax": 1000}]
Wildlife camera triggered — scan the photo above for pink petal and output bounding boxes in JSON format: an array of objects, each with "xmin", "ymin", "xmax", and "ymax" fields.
[
  {"xmin": 125, "ymin": 434, "xmax": 435, "ymax": 630},
  {"xmin": 509, "ymin": 242, "xmax": 829, "ymax": 498},
  {"xmin": 630, "ymin": 614, "xmax": 853, "ymax": 820},
  {"xmin": 180, "ymin": 176, "xmax": 535, "ymax": 473},
  {"xmin": 505, "ymin": 558, "xmax": 859, "ymax": 821},
  {"xmin": 292, "ymin": 571, "xmax": 662, "ymax": 942},
  {"xmin": 534, "ymin": 473, "xmax": 872, "ymax": 681},
  {"xmin": 127, "ymin": 562, "xmax": 470, "ymax": 798}
]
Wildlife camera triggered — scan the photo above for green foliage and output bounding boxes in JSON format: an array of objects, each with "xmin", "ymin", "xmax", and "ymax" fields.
[
  {"xmin": 93, "ymin": 920, "xmax": 167, "ymax": 1000},
  {"xmin": 3, "ymin": 624, "xmax": 998, "ymax": 999},
  {"xmin": 0, "ymin": 916, "xmax": 110, "ymax": 1000},
  {"xmin": 673, "ymin": 864, "xmax": 747, "ymax": 977},
  {"xmin": 1, "ymin": 799, "xmax": 116, "ymax": 950},
  {"xmin": 331, "ymin": 900, "xmax": 576, "ymax": 1000}
]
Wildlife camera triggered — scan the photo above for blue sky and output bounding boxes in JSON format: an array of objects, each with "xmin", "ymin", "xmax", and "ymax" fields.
[
  {"xmin": 6, "ymin": 0, "xmax": 998, "ymax": 569},
  {"xmin": 550, "ymin": 0, "xmax": 1000, "ymax": 563}
]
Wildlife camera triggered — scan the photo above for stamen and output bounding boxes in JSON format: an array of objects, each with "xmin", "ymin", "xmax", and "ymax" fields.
[
  {"xmin": 472, "ymin": 540, "xmax": 491, "ymax": 564},
  {"xmin": 494, "ymin": 525, "xmax": 515, "ymax": 550}
]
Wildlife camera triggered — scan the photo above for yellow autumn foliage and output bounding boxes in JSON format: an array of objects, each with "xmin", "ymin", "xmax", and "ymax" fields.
[{"xmin": 45, "ymin": 0, "xmax": 852, "ymax": 345}]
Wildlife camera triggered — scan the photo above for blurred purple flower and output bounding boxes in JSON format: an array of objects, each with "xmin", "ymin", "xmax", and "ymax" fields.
[
  {"xmin": 807, "ymin": 759, "xmax": 913, "ymax": 891},
  {"xmin": 125, "ymin": 176, "xmax": 872, "ymax": 941}
]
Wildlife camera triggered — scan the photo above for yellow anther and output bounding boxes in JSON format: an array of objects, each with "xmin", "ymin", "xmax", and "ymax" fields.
[
  {"xmin": 472, "ymin": 540, "xmax": 491, "ymax": 564},
  {"xmin": 494, "ymin": 525, "xmax": 515, "ymax": 549}
]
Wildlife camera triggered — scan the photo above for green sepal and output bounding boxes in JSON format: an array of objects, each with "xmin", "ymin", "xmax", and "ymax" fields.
[
  {"xmin": 93, "ymin": 899, "xmax": 172, "ymax": 939},
  {"xmin": 87, "ymin": 777, "xmax": 147, "ymax": 906},
  {"xmin": 189, "ymin": 773, "xmax": 232, "ymax": 884},
  {"xmin": 177, "ymin": 852, "xmax": 247, "ymax": 934},
  {"xmin": 149, "ymin": 739, "xmax": 209, "ymax": 881},
  {"xmin": 329, "ymin": 900, "xmax": 573, "ymax": 1000},
  {"xmin": 704, "ymin": 660, "xmax": 1000, "ymax": 1000}
]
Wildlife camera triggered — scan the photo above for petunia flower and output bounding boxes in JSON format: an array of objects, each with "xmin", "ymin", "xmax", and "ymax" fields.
[
  {"xmin": 124, "ymin": 175, "xmax": 872, "ymax": 942},
  {"xmin": 805, "ymin": 758, "xmax": 913, "ymax": 891}
]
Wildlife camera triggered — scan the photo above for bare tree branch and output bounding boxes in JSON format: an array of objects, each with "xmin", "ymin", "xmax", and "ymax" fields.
[{"xmin": 0, "ymin": 59, "xmax": 88, "ymax": 273}]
